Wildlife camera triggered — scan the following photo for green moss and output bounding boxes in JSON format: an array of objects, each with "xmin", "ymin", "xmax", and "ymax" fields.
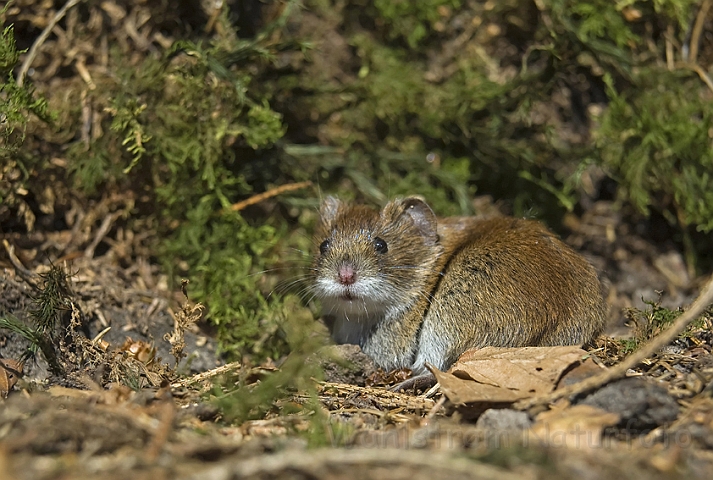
[
  {"xmin": 596, "ymin": 70, "xmax": 713, "ymax": 233},
  {"xmin": 162, "ymin": 204, "xmax": 286, "ymax": 360},
  {"xmin": 69, "ymin": 41, "xmax": 286, "ymax": 199},
  {"xmin": 64, "ymin": 34, "xmax": 301, "ymax": 361},
  {"xmin": 371, "ymin": 0, "xmax": 462, "ymax": 48},
  {"xmin": 549, "ymin": 0, "xmax": 640, "ymax": 50}
]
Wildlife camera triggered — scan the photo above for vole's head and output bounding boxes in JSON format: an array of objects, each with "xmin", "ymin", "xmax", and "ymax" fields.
[{"xmin": 312, "ymin": 196, "xmax": 442, "ymax": 317}]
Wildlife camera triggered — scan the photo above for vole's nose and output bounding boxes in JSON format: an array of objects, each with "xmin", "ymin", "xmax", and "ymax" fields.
[{"xmin": 338, "ymin": 263, "xmax": 357, "ymax": 285}]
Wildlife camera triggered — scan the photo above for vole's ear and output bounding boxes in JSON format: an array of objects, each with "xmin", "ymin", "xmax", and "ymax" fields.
[
  {"xmin": 387, "ymin": 196, "xmax": 438, "ymax": 244},
  {"xmin": 319, "ymin": 196, "xmax": 342, "ymax": 225}
]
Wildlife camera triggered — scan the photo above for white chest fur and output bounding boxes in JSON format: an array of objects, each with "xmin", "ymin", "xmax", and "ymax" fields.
[{"xmin": 321, "ymin": 296, "xmax": 389, "ymax": 345}]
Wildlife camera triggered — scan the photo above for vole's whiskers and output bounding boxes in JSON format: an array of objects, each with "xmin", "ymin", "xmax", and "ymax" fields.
[
  {"xmin": 288, "ymin": 281, "xmax": 314, "ymax": 302},
  {"xmin": 285, "ymin": 246, "xmax": 312, "ymax": 257},
  {"xmin": 247, "ymin": 265, "xmax": 308, "ymax": 279},
  {"xmin": 267, "ymin": 273, "xmax": 311, "ymax": 300},
  {"xmin": 249, "ymin": 240, "xmax": 315, "ymax": 300}
]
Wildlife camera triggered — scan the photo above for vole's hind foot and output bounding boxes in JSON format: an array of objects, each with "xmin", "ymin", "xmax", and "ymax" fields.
[{"xmin": 390, "ymin": 372, "xmax": 437, "ymax": 393}]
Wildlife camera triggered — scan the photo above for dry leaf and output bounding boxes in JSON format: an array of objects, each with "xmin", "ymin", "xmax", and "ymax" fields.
[
  {"xmin": 120, "ymin": 337, "xmax": 157, "ymax": 365},
  {"xmin": 431, "ymin": 346, "xmax": 588, "ymax": 405},
  {"xmin": 556, "ymin": 356, "xmax": 603, "ymax": 387},
  {"xmin": 529, "ymin": 404, "xmax": 621, "ymax": 449},
  {"xmin": 0, "ymin": 358, "xmax": 23, "ymax": 398},
  {"xmin": 622, "ymin": 6, "xmax": 643, "ymax": 22}
]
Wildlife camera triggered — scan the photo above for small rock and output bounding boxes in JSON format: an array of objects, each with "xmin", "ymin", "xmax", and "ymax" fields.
[
  {"xmin": 475, "ymin": 408, "xmax": 532, "ymax": 430},
  {"xmin": 579, "ymin": 377, "xmax": 679, "ymax": 432}
]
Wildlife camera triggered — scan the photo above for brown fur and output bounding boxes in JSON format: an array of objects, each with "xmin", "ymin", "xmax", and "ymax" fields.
[{"xmin": 312, "ymin": 196, "xmax": 607, "ymax": 373}]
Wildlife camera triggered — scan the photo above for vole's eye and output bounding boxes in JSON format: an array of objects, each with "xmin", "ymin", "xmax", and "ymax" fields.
[
  {"xmin": 374, "ymin": 237, "xmax": 388, "ymax": 254},
  {"xmin": 319, "ymin": 239, "xmax": 331, "ymax": 255}
]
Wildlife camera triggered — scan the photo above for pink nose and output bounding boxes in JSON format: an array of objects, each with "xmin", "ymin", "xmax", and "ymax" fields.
[{"xmin": 338, "ymin": 264, "xmax": 356, "ymax": 285}]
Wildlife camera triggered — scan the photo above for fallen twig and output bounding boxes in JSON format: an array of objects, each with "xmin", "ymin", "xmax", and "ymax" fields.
[
  {"xmin": 2, "ymin": 239, "xmax": 39, "ymax": 290},
  {"xmin": 424, "ymin": 395, "xmax": 447, "ymax": 422},
  {"xmin": 17, "ymin": 0, "xmax": 83, "ymax": 87},
  {"xmin": 84, "ymin": 212, "xmax": 121, "ymax": 259},
  {"xmin": 688, "ymin": 0, "xmax": 712, "ymax": 64},
  {"xmin": 229, "ymin": 181, "xmax": 313, "ymax": 212},
  {"xmin": 170, "ymin": 361, "xmax": 242, "ymax": 389},
  {"xmin": 678, "ymin": 61, "xmax": 713, "ymax": 95}
]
